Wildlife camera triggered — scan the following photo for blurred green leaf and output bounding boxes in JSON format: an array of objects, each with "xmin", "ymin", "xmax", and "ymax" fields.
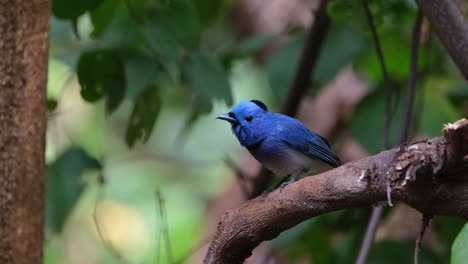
[
  {"xmin": 142, "ymin": 21, "xmax": 180, "ymax": 64},
  {"xmin": 446, "ymin": 83, "xmax": 468, "ymax": 107},
  {"xmin": 420, "ymin": 82, "xmax": 462, "ymax": 137},
  {"xmin": 182, "ymin": 52, "xmax": 232, "ymax": 113},
  {"xmin": 266, "ymin": 25, "xmax": 366, "ymax": 100},
  {"xmin": 221, "ymin": 32, "xmax": 278, "ymax": 67},
  {"xmin": 314, "ymin": 25, "xmax": 367, "ymax": 86},
  {"xmin": 369, "ymin": 241, "xmax": 440, "ymax": 264},
  {"xmin": 47, "ymin": 99, "xmax": 58, "ymax": 112},
  {"xmin": 89, "ymin": 0, "xmax": 120, "ymax": 37},
  {"xmin": 146, "ymin": 0, "xmax": 200, "ymax": 50},
  {"xmin": 125, "ymin": 85, "xmax": 162, "ymax": 147},
  {"xmin": 349, "ymin": 86, "xmax": 404, "ymax": 154},
  {"xmin": 52, "ymin": 0, "xmax": 102, "ymax": 20},
  {"xmin": 121, "ymin": 49, "xmax": 166, "ymax": 99},
  {"xmin": 46, "ymin": 147, "xmax": 101, "ymax": 233},
  {"xmin": 77, "ymin": 49, "xmax": 126, "ymax": 113},
  {"xmin": 452, "ymin": 224, "xmax": 468, "ymax": 264},
  {"xmin": 437, "ymin": 217, "xmax": 466, "ymax": 249},
  {"xmin": 193, "ymin": 0, "xmax": 227, "ymax": 25}
]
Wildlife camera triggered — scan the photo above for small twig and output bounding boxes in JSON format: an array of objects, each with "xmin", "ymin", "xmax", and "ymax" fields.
[
  {"xmin": 357, "ymin": 0, "xmax": 396, "ymax": 262},
  {"xmin": 398, "ymin": 10, "xmax": 423, "ymax": 143},
  {"xmin": 414, "ymin": 214, "xmax": 433, "ymax": 264},
  {"xmin": 361, "ymin": 0, "xmax": 393, "ymax": 150},
  {"xmin": 155, "ymin": 190, "xmax": 174, "ymax": 264},
  {"xmin": 282, "ymin": 0, "xmax": 330, "ymax": 117},
  {"xmin": 250, "ymin": 0, "xmax": 330, "ymax": 198},
  {"xmin": 356, "ymin": 206, "xmax": 383, "ymax": 264},
  {"xmin": 223, "ymin": 157, "xmax": 251, "ymax": 199}
]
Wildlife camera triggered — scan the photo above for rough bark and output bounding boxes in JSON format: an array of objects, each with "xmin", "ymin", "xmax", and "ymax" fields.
[
  {"xmin": 416, "ymin": 0, "xmax": 468, "ymax": 80},
  {"xmin": 204, "ymin": 119, "xmax": 468, "ymax": 264},
  {"xmin": 0, "ymin": 0, "xmax": 50, "ymax": 263}
]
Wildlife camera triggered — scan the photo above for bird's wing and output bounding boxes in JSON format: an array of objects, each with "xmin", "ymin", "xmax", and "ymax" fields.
[{"xmin": 276, "ymin": 115, "xmax": 341, "ymax": 168}]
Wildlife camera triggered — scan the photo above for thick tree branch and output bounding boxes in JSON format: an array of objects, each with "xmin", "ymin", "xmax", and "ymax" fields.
[
  {"xmin": 416, "ymin": 0, "xmax": 468, "ymax": 80},
  {"xmin": 204, "ymin": 119, "xmax": 468, "ymax": 264}
]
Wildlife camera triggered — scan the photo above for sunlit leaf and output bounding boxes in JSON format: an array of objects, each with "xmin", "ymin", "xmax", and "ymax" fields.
[
  {"xmin": 181, "ymin": 52, "xmax": 232, "ymax": 113},
  {"xmin": 125, "ymin": 85, "xmax": 161, "ymax": 147},
  {"xmin": 452, "ymin": 224, "xmax": 468, "ymax": 264},
  {"xmin": 46, "ymin": 147, "xmax": 101, "ymax": 233}
]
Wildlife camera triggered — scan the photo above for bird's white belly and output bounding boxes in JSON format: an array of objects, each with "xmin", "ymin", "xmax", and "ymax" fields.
[{"xmin": 261, "ymin": 148, "xmax": 332, "ymax": 178}]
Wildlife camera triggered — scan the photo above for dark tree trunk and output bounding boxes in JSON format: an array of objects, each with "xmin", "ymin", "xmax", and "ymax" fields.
[{"xmin": 0, "ymin": 0, "xmax": 50, "ymax": 263}]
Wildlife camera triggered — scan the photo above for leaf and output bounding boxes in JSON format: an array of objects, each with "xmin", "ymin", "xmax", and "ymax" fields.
[
  {"xmin": 354, "ymin": 28, "xmax": 432, "ymax": 82},
  {"xmin": 46, "ymin": 147, "xmax": 101, "ymax": 233},
  {"xmin": 77, "ymin": 49, "xmax": 126, "ymax": 113},
  {"xmin": 53, "ymin": 0, "xmax": 103, "ymax": 20},
  {"xmin": 142, "ymin": 22, "xmax": 180, "ymax": 64},
  {"xmin": 221, "ymin": 31, "xmax": 279, "ymax": 67},
  {"xmin": 89, "ymin": 0, "xmax": 120, "ymax": 37},
  {"xmin": 420, "ymin": 81, "xmax": 462, "ymax": 137},
  {"xmin": 446, "ymin": 83, "xmax": 468, "ymax": 107},
  {"xmin": 148, "ymin": 0, "xmax": 201, "ymax": 50},
  {"xmin": 121, "ymin": 49, "xmax": 166, "ymax": 100},
  {"xmin": 313, "ymin": 25, "xmax": 367, "ymax": 86},
  {"xmin": 349, "ymin": 86, "xmax": 405, "ymax": 154},
  {"xmin": 266, "ymin": 25, "xmax": 366, "ymax": 99},
  {"xmin": 142, "ymin": 0, "xmax": 201, "ymax": 62},
  {"xmin": 47, "ymin": 99, "xmax": 58, "ymax": 112},
  {"xmin": 452, "ymin": 224, "xmax": 468, "ymax": 264},
  {"xmin": 125, "ymin": 85, "xmax": 162, "ymax": 147},
  {"xmin": 181, "ymin": 52, "xmax": 232, "ymax": 113},
  {"xmin": 368, "ymin": 241, "xmax": 440, "ymax": 264}
]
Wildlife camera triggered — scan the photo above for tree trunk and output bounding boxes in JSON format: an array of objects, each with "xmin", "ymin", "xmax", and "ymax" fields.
[{"xmin": 0, "ymin": 0, "xmax": 50, "ymax": 263}]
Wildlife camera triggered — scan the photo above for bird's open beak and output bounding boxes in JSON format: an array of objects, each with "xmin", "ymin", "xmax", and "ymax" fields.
[{"xmin": 216, "ymin": 113, "xmax": 237, "ymax": 124}]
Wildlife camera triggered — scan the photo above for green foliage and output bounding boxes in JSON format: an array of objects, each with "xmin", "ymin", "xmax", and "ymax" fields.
[
  {"xmin": 452, "ymin": 224, "xmax": 468, "ymax": 264},
  {"xmin": 46, "ymin": 147, "xmax": 101, "ymax": 233},
  {"xmin": 89, "ymin": 0, "xmax": 120, "ymax": 37},
  {"xmin": 53, "ymin": 0, "xmax": 102, "ymax": 21},
  {"xmin": 181, "ymin": 52, "xmax": 232, "ymax": 113},
  {"xmin": 369, "ymin": 241, "xmax": 440, "ymax": 264},
  {"xmin": 266, "ymin": 24, "xmax": 367, "ymax": 100},
  {"xmin": 349, "ymin": 85, "xmax": 404, "ymax": 153},
  {"xmin": 77, "ymin": 49, "xmax": 126, "ymax": 113},
  {"xmin": 125, "ymin": 85, "xmax": 162, "ymax": 147},
  {"xmin": 446, "ymin": 83, "xmax": 468, "ymax": 107}
]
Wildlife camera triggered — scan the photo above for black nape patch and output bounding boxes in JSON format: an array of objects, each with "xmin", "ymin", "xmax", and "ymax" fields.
[{"xmin": 250, "ymin": 99, "xmax": 268, "ymax": 111}]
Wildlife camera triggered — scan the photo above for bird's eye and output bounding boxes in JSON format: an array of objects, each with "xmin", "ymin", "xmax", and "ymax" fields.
[{"xmin": 245, "ymin": 115, "xmax": 253, "ymax": 122}]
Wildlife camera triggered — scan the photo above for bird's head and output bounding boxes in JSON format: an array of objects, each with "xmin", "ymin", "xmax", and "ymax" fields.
[{"xmin": 217, "ymin": 100, "xmax": 273, "ymax": 148}]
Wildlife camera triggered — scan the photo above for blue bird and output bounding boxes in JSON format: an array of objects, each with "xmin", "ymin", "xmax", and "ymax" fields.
[{"xmin": 217, "ymin": 99, "xmax": 341, "ymax": 190}]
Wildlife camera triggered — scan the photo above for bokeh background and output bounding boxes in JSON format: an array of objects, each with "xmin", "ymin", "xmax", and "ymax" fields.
[{"xmin": 45, "ymin": 0, "xmax": 467, "ymax": 263}]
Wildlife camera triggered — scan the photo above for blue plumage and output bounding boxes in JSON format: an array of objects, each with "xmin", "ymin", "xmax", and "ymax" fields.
[{"xmin": 217, "ymin": 100, "xmax": 341, "ymax": 189}]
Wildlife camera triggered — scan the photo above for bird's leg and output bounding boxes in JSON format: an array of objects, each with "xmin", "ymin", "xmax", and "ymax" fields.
[
  {"xmin": 273, "ymin": 174, "xmax": 293, "ymax": 190},
  {"xmin": 261, "ymin": 174, "xmax": 293, "ymax": 195},
  {"xmin": 279, "ymin": 170, "xmax": 309, "ymax": 191}
]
